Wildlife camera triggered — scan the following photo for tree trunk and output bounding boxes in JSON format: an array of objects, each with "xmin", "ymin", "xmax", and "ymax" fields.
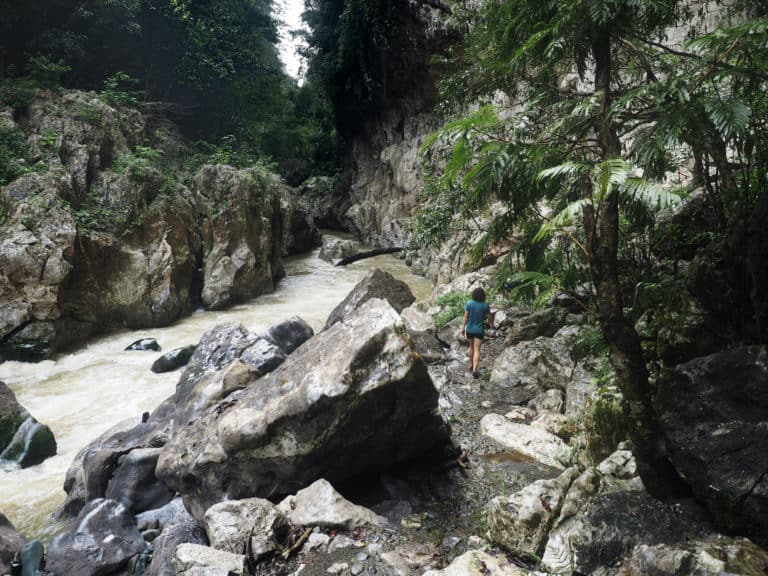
[{"xmin": 587, "ymin": 33, "xmax": 689, "ymax": 499}]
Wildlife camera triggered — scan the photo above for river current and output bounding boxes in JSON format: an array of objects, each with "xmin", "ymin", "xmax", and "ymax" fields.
[{"xmin": 0, "ymin": 244, "xmax": 433, "ymax": 538}]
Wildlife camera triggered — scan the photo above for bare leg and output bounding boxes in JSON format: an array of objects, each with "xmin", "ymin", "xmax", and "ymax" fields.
[{"xmin": 472, "ymin": 338, "xmax": 483, "ymax": 373}]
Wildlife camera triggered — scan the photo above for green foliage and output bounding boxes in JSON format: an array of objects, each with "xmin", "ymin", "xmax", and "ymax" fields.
[
  {"xmin": 569, "ymin": 327, "xmax": 608, "ymax": 363},
  {"xmin": 113, "ymin": 145, "xmax": 164, "ymax": 179},
  {"xmin": 27, "ymin": 56, "xmax": 71, "ymax": 89},
  {"xmin": 0, "ymin": 122, "xmax": 27, "ymax": 187},
  {"xmin": 432, "ymin": 290, "xmax": 470, "ymax": 329},
  {"xmin": 101, "ymin": 72, "xmax": 142, "ymax": 106},
  {"xmin": 584, "ymin": 384, "xmax": 628, "ymax": 464},
  {"xmin": 74, "ymin": 103, "xmax": 104, "ymax": 126}
]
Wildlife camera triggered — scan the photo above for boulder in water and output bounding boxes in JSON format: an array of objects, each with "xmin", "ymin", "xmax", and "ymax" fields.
[
  {"xmin": 46, "ymin": 499, "xmax": 145, "ymax": 576},
  {"xmin": 151, "ymin": 345, "xmax": 197, "ymax": 373},
  {"xmin": 0, "ymin": 381, "xmax": 56, "ymax": 468},
  {"xmin": 324, "ymin": 268, "xmax": 415, "ymax": 329},
  {"xmin": 156, "ymin": 298, "xmax": 451, "ymax": 520},
  {"xmin": 0, "ymin": 513, "xmax": 26, "ymax": 576},
  {"xmin": 318, "ymin": 236, "xmax": 359, "ymax": 263},
  {"xmin": 263, "ymin": 316, "xmax": 314, "ymax": 354},
  {"xmin": 125, "ymin": 338, "xmax": 161, "ymax": 351},
  {"xmin": 656, "ymin": 346, "xmax": 768, "ymax": 547}
]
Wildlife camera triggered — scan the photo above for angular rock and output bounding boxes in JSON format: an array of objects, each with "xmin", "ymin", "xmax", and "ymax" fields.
[
  {"xmin": 144, "ymin": 499, "xmax": 208, "ymax": 576},
  {"xmin": 401, "ymin": 306, "xmax": 437, "ymax": 333},
  {"xmin": 529, "ymin": 389, "xmax": 564, "ymax": 414},
  {"xmin": 157, "ymin": 299, "xmax": 450, "ymax": 520},
  {"xmin": 126, "ymin": 338, "xmax": 161, "ymax": 351},
  {"xmin": 481, "ymin": 414, "xmax": 572, "ymax": 469},
  {"xmin": 173, "ymin": 544, "xmax": 246, "ymax": 576},
  {"xmin": 278, "ymin": 479, "xmax": 386, "ymax": 530},
  {"xmin": 239, "ymin": 338, "xmax": 286, "ymax": 376},
  {"xmin": 263, "ymin": 316, "xmax": 314, "ymax": 354},
  {"xmin": 408, "ymin": 331, "xmax": 445, "ymax": 364},
  {"xmin": 506, "ymin": 307, "xmax": 570, "ymax": 345},
  {"xmin": 487, "ymin": 468, "xmax": 579, "ymax": 557},
  {"xmin": 0, "ymin": 381, "xmax": 56, "ymax": 468},
  {"xmin": 104, "ymin": 447, "xmax": 174, "ymax": 513},
  {"xmin": 319, "ymin": 236, "xmax": 359, "ymax": 263},
  {"xmin": 422, "ymin": 549, "xmax": 531, "ymax": 576},
  {"xmin": 618, "ymin": 537, "xmax": 768, "ymax": 576},
  {"xmin": 0, "ymin": 513, "xmax": 26, "ymax": 576},
  {"xmin": 204, "ymin": 498, "xmax": 289, "ymax": 558},
  {"xmin": 656, "ymin": 346, "xmax": 768, "ymax": 547},
  {"xmin": 151, "ymin": 345, "xmax": 196, "ymax": 373},
  {"xmin": 46, "ymin": 499, "xmax": 145, "ymax": 576},
  {"xmin": 325, "ymin": 268, "xmax": 415, "ymax": 329}
]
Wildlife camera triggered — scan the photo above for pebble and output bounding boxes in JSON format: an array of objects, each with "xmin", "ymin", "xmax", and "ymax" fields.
[
  {"xmin": 350, "ymin": 563, "xmax": 365, "ymax": 575},
  {"xmin": 327, "ymin": 562, "xmax": 349, "ymax": 574},
  {"xmin": 481, "ymin": 400, "xmax": 492, "ymax": 408},
  {"xmin": 356, "ymin": 552, "xmax": 369, "ymax": 562},
  {"xmin": 441, "ymin": 536, "xmax": 461, "ymax": 549}
]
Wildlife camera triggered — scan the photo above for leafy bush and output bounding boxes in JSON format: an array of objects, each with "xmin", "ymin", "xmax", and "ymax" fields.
[
  {"xmin": 112, "ymin": 145, "xmax": 163, "ymax": 180},
  {"xmin": 432, "ymin": 290, "xmax": 470, "ymax": 329},
  {"xmin": 0, "ymin": 122, "xmax": 26, "ymax": 186},
  {"xmin": 27, "ymin": 56, "xmax": 70, "ymax": 89},
  {"xmin": 74, "ymin": 103, "xmax": 104, "ymax": 126},
  {"xmin": 0, "ymin": 77, "xmax": 38, "ymax": 110},
  {"xmin": 101, "ymin": 72, "xmax": 141, "ymax": 106}
]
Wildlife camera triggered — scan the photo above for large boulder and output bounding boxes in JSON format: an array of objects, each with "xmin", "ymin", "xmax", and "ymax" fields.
[
  {"xmin": 278, "ymin": 479, "xmax": 386, "ymax": 530},
  {"xmin": 196, "ymin": 165, "xmax": 284, "ymax": 310},
  {"xmin": 151, "ymin": 345, "xmax": 196, "ymax": 373},
  {"xmin": 104, "ymin": 447, "xmax": 174, "ymax": 513},
  {"xmin": 157, "ymin": 298, "xmax": 451, "ymax": 520},
  {"xmin": 0, "ymin": 381, "xmax": 56, "ymax": 467},
  {"xmin": 618, "ymin": 537, "xmax": 768, "ymax": 576},
  {"xmin": 324, "ymin": 268, "xmax": 415, "ymax": 329},
  {"xmin": 656, "ymin": 346, "xmax": 768, "ymax": 547},
  {"xmin": 480, "ymin": 414, "xmax": 572, "ymax": 469},
  {"xmin": 204, "ymin": 498, "xmax": 289, "ymax": 559},
  {"xmin": 318, "ymin": 236, "xmax": 359, "ymax": 263},
  {"xmin": 0, "ymin": 513, "xmax": 26, "ymax": 576},
  {"xmin": 46, "ymin": 499, "xmax": 145, "ymax": 576},
  {"xmin": 505, "ymin": 307, "xmax": 570, "ymax": 345}
]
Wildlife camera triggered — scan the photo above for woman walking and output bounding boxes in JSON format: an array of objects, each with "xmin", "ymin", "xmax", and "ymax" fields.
[{"xmin": 462, "ymin": 287, "xmax": 494, "ymax": 379}]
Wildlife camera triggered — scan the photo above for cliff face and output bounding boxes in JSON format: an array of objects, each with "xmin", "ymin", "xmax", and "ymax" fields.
[{"xmin": 0, "ymin": 90, "xmax": 319, "ymax": 362}]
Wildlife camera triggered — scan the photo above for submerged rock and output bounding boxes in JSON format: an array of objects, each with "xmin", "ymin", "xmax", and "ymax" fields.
[
  {"xmin": 46, "ymin": 499, "xmax": 145, "ymax": 576},
  {"xmin": 151, "ymin": 345, "xmax": 196, "ymax": 373},
  {"xmin": 126, "ymin": 338, "xmax": 161, "ymax": 351},
  {"xmin": 325, "ymin": 268, "xmax": 415, "ymax": 329},
  {"xmin": 157, "ymin": 298, "xmax": 450, "ymax": 520},
  {"xmin": 278, "ymin": 479, "xmax": 386, "ymax": 530},
  {"xmin": 656, "ymin": 346, "xmax": 768, "ymax": 547},
  {"xmin": 0, "ymin": 381, "xmax": 56, "ymax": 468}
]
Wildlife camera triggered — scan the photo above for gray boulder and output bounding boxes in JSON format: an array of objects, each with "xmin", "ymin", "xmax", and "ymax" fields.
[
  {"xmin": 480, "ymin": 414, "xmax": 572, "ymax": 469},
  {"xmin": 126, "ymin": 338, "xmax": 161, "ymax": 351},
  {"xmin": 151, "ymin": 345, "xmax": 196, "ymax": 373},
  {"xmin": 656, "ymin": 346, "xmax": 768, "ymax": 547},
  {"xmin": 324, "ymin": 268, "xmax": 415, "ymax": 329},
  {"xmin": 0, "ymin": 513, "xmax": 25, "ymax": 576},
  {"xmin": 46, "ymin": 499, "xmax": 145, "ymax": 576},
  {"xmin": 204, "ymin": 498, "xmax": 289, "ymax": 558},
  {"xmin": 506, "ymin": 307, "xmax": 570, "ymax": 345},
  {"xmin": 144, "ymin": 499, "xmax": 208, "ymax": 576},
  {"xmin": 278, "ymin": 479, "xmax": 386, "ymax": 530},
  {"xmin": 0, "ymin": 381, "xmax": 56, "ymax": 468},
  {"xmin": 156, "ymin": 298, "xmax": 450, "ymax": 520},
  {"xmin": 173, "ymin": 544, "xmax": 246, "ymax": 576},
  {"xmin": 263, "ymin": 316, "xmax": 314, "ymax": 354},
  {"xmin": 104, "ymin": 447, "xmax": 174, "ymax": 513},
  {"xmin": 319, "ymin": 236, "xmax": 359, "ymax": 263},
  {"xmin": 422, "ymin": 550, "xmax": 530, "ymax": 576},
  {"xmin": 618, "ymin": 537, "xmax": 768, "ymax": 576},
  {"xmin": 238, "ymin": 338, "xmax": 286, "ymax": 375}
]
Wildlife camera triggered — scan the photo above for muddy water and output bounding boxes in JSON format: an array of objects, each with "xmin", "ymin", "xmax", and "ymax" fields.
[{"xmin": 0, "ymin": 244, "xmax": 433, "ymax": 538}]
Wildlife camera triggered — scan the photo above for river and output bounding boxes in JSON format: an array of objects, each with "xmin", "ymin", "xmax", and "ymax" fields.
[{"xmin": 0, "ymin": 244, "xmax": 433, "ymax": 539}]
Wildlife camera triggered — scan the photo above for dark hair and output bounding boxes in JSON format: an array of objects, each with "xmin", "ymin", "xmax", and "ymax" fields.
[{"xmin": 471, "ymin": 287, "xmax": 486, "ymax": 302}]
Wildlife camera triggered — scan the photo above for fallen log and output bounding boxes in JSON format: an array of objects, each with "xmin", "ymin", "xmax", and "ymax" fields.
[{"xmin": 335, "ymin": 247, "xmax": 403, "ymax": 266}]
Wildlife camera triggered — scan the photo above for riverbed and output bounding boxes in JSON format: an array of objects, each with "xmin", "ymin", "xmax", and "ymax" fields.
[{"xmin": 0, "ymin": 245, "xmax": 433, "ymax": 539}]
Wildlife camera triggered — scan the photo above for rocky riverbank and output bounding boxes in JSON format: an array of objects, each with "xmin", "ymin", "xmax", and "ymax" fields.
[{"xmin": 2, "ymin": 267, "xmax": 766, "ymax": 576}]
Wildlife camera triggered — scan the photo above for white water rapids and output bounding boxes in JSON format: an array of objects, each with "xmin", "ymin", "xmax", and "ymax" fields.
[{"xmin": 0, "ymin": 245, "xmax": 433, "ymax": 539}]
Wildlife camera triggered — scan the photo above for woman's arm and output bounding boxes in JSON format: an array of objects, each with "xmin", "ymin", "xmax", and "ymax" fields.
[{"xmin": 462, "ymin": 310, "xmax": 469, "ymax": 336}]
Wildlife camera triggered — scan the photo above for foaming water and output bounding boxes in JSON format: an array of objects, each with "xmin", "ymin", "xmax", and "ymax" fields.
[{"xmin": 0, "ymin": 246, "xmax": 433, "ymax": 538}]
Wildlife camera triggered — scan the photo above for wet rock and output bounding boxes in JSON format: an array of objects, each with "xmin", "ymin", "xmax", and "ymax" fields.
[
  {"xmin": 319, "ymin": 236, "xmax": 359, "ymax": 263},
  {"xmin": 488, "ymin": 467, "xmax": 579, "ymax": 558},
  {"xmin": 204, "ymin": 498, "xmax": 289, "ymax": 558},
  {"xmin": 325, "ymin": 268, "xmax": 415, "ymax": 329},
  {"xmin": 263, "ymin": 316, "xmax": 314, "ymax": 354},
  {"xmin": 0, "ymin": 513, "xmax": 26, "ymax": 576},
  {"xmin": 400, "ymin": 306, "xmax": 436, "ymax": 333},
  {"xmin": 20, "ymin": 539, "xmax": 44, "ymax": 576},
  {"xmin": 541, "ymin": 449, "xmax": 696, "ymax": 574},
  {"xmin": 481, "ymin": 414, "xmax": 572, "ymax": 469},
  {"xmin": 656, "ymin": 346, "xmax": 768, "ymax": 547},
  {"xmin": 173, "ymin": 543, "xmax": 246, "ymax": 576},
  {"xmin": 278, "ymin": 479, "xmax": 386, "ymax": 530},
  {"xmin": 144, "ymin": 500, "xmax": 208, "ymax": 576},
  {"xmin": 126, "ymin": 338, "xmax": 161, "ymax": 351},
  {"xmin": 422, "ymin": 549, "xmax": 530, "ymax": 575},
  {"xmin": 506, "ymin": 307, "xmax": 570, "ymax": 345},
  {"xmin": 47, "ymin": 499, "xmax": 145, "ymax": 576},
  {"xmin": 239, "ymin": 338, "xmax": 286, "ymax": 375},
  {"xmin": 178, "ymin": 322, "xmax": 259, "ymax": 389},
  {"xmin": 157, "ymin": 299, "xmax": 450, "ymax": 520},
  {"xmin": 280, "ymin": 195, "xmax": 322, "ymax": 255},
  {"xmin": 617, "ymin": 536, "xmax": 768, "ymax": 576},
  {"xmin": 197, "ymin": 165, "xmax": 284, "ymax": 311},
  {"xmin": 104, "ymin": 447, "xmax": 174, "ymax": 513},
  {"xmin": 151, "ymin": 345, "xmax": 196, "ymax": 373},
  {"xmin": 0, "ymin": 381, "xmax": 56, "ymax": 468}
]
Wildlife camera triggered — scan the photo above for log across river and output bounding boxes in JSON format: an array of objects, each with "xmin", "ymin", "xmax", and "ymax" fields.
[{"xmin": 0, "ymin": 243, "xmax": 433, "ymax": 539}]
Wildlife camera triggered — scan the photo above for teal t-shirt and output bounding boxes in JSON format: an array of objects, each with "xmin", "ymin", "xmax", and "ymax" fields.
[{"xmin": 465, "ymin": 300, "xmax": 490, "ymax": 334}]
